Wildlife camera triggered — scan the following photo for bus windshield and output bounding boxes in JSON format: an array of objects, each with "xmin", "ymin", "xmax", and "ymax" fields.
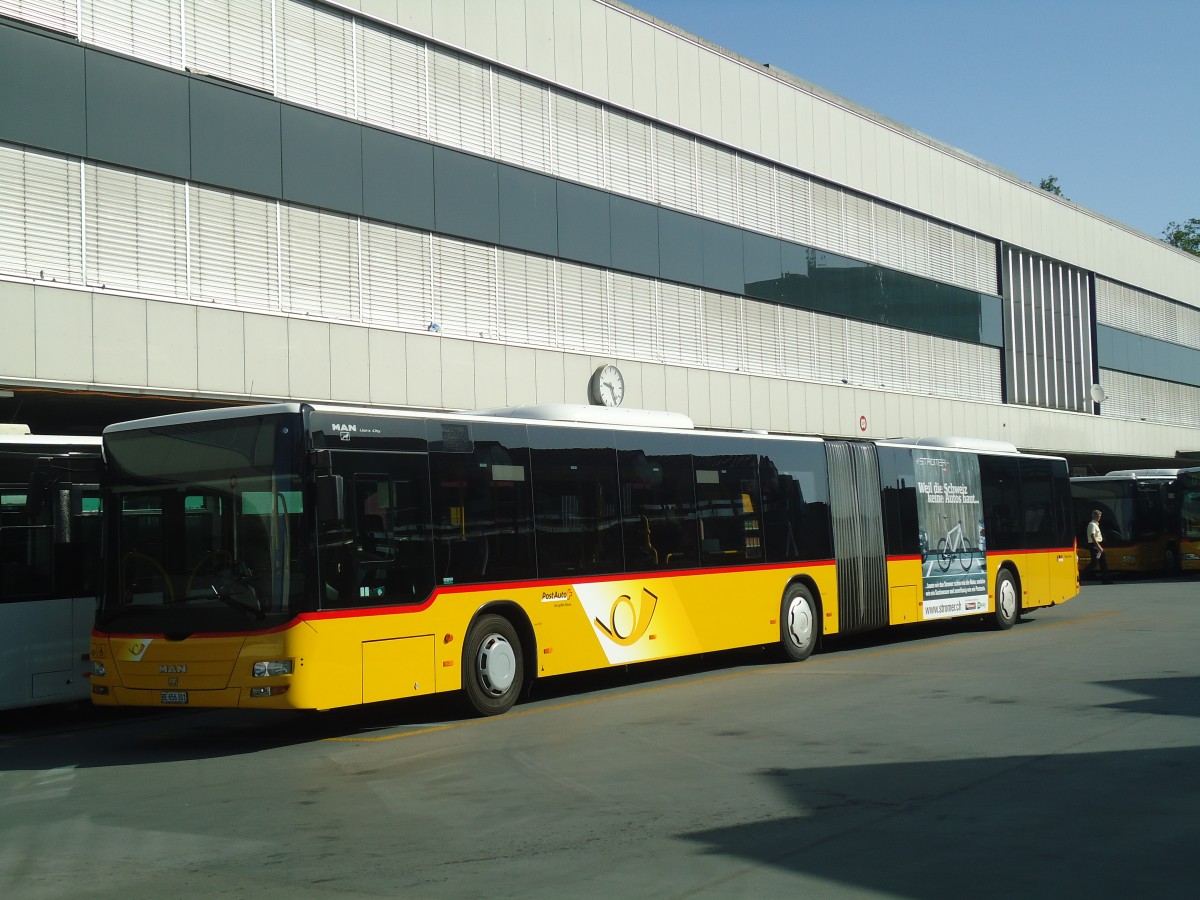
[{"xmin": 100, "ymin": 413, "xmax": 311, "ymax": 633}]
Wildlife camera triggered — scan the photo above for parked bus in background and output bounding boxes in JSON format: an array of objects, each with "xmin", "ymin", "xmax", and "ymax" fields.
[
  {"xmin": 1179, "ymin": 468, "xmax": 1200, "ymax": 573},
  {"xmin": 0, "ymin": 426, "xmax": 103, "ymax": 711},
  {"xmin": 90, "ymin": 404, "xmax": 1077, "ymax": 716},
  {"xmin": 1071, "ymin": 471, "xmax": 1182, "ymax": 576}
]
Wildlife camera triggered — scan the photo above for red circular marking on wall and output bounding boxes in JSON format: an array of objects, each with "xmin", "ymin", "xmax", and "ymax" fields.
[{"xmin": 859, "ymin": 415, "xmax": 868, "ymax": 432}]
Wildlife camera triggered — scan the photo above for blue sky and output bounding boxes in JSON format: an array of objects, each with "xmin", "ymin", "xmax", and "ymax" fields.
[{"xmin": 629, "ymin": 0, "xmax": 1199, "ymax": 242}]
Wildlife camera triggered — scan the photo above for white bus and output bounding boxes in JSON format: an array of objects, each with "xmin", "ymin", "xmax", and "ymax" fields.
[{"xmin": 0, "ymin": 426, "xmax": 103, "ymax": 711}]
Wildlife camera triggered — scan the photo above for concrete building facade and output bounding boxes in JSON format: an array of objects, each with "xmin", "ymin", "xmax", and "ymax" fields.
[{"xmin": 1, "ymin": 0, "xmax": 1198, "ymax": 470}]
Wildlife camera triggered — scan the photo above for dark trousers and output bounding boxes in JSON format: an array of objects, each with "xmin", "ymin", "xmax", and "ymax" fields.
[{"xmin": 1083, "ymin": 543, "xmax": 1110, "ymax": 581}]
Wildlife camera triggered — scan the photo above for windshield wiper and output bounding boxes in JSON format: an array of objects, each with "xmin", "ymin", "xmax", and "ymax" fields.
[{"xmin": 206, "ymin": 583, "xmax": 265, "ymax": 619}]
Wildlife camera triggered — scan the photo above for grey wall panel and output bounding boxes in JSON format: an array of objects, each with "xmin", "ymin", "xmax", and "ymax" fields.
[
  {"xmin": 93, "ymin": 294, "xmax": 148, "ymax": 387},
  {"xmin": 34, "ymin": 285, "xmax": 93, "ymax": 382},
  {"xmin": 658, "ymin": 207, "xmax": 702, "ymax": 285},
  {"xmin": 466, "ymin": 0, "xmax": 500, "ymax": 62},
  {"xmin": 196, "ymin": 307, "xmax": 246, "ymax": 394},
  {"xmin": 610, "ymin": 196, "xmax": 659, "ymax": 279},
  {"xmin": 702, "ymin": 220, "xmax": 744, "ymax": 295},
  {"xmin": 0, "ymin": 280, "xmax": 36, "ymax": 379},
  {"xmin": 288, "ymin": 318, "xmax": 332, "ymax": 400},
  {"xmin": 362, "ymin": 127, "xmax": 435, "ymax": 230},
  {"xmin": 367, "ymin": 328, "xmax": 408, "ymax": 404},
  {"xmin": 84, "ymin": 49, "xmax": 190, "ymax": 179},
  {"xmin": 526, "ymin": 0, "xmax": 557, "ymax": 81},
  {"xmin": 743, "ymin": 232, "xmax": 783, "ymax": 299},
  {"xmin": 498, "ymin": 165, "xmax": 558, "ymax": 257},
  {"xmin": 552, "ymin": 0, "xmax": 584, "ymax": 91},
  {"xmin": 0, "ymin": 24, "xmax": 86, "ymax": 157},
  {"xmin": 281, "ymin": 105, "xmax": 363, "ymax": 215},
  {"xmin": 190, "ymin": 80, "xmax": 282, "ymax": 199},
  {"xmin": 146, "ymin": 301, "xmax": 197, "ymax": 390},
  {"xmin": 243, "ymin": 314, "xmax": 290, "ymax": 397},
  {"xmin": 433, "ymin": 146, "xmax": 499, "ymax": 244},
  {"xmin": 329, "ymin": 324, "xmax": 371, "ymax": 404},
  {"xmin": 556, "ymin": 181, "xmax": 610, "ymax": 269}
]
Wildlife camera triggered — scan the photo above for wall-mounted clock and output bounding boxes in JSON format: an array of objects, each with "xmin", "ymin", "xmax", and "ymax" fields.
[{"xmin": 588, "ymin": 364, "xmax": 625, "ymax": 408}]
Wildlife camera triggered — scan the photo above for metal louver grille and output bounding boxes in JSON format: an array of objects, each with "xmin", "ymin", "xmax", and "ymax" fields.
[
  {"xmin": 432, "ymin": 234, "xmax": 496, "ymax": 340},
  {"xmin": 15, "ymin": 0, "xmax": 1009, "ymax": 302},
  {"xmin": 429, "ymin": 47, "xmax": 492, "ymax": 158},
  {"xmin": 1096, "ymin": 277, "xmax": 1200, "ymax": 351},
  {"xmin": 0, "ymin": 144, "xmax": 83, "ymax": 284},
  {"xmin": 85, "ymin": 164, "xmax": 186, "ymax": 297},
  {"xmin": 190, "ymin": 184, "xmax": 278, "ymax": 310},
  {"xmin": 697, "ymin": 143, "xmax": 737, "ymax": 224},
  {"xmin": 605, "ymin": 110, "xmax": 654, "ymax": 202},
  {"xmin": 558, "ymin": 262, "xmax": 611, "ymax": 355},
  {"xmin": 276, "ymin": 0, "xmax": 355, "ymax": 117},
  {"xmin": 359, "ymin": 221, "xmax": 429, "ymax": 331},
  {"xmin": 357, "ymin": 21, "xmax": 426, "ymax": 138},
  {"xmin": 0, "ymin": 0, "xmax": 77, "ymax": 35},
  {"xmin": 611, "ymin": 272, "xmax": 661, "ymax": 362},
  {"xmin": 654, "ymin": 128, "xmax": 698, "ymax": 214},
  {"xmin": 84, "ymin": 0, "xmax": 182, "ymax": 70},
  {"xmin": 552, "ymin": 94, "xmax": 605, "ymax": 189},
  {"xmin": 278, "ymin": 203, "xmax": 355, "ymax": 320},
  {"xmin": 495, "ymin": 71, "xmax": 550, "ymax": 173},
  {"xmin": 186, "ymin": 0, "xmax": 274, "ymax": 93},
  {"xmin": 498, "ymin": 249, "xmax": 556, "ymax": 348}
]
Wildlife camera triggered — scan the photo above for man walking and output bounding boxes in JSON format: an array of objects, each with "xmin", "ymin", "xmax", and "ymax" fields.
[{"xmin": 1083, "ymin": 509, "xmax": 1112, "ymax": 583}]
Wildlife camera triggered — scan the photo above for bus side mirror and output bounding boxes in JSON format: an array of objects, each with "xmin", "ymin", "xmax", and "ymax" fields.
[{"xmin": 316, "ymin": 474, "xmax": 345, "ymax": 526}]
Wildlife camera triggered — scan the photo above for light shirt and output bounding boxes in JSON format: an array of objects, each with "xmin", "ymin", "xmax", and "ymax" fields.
[{"xmin": 1086, "ymin": 519, "xmax": 1103, "ymax": 546}]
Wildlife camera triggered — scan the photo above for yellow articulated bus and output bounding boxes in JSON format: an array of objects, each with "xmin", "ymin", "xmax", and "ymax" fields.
[{"xmin": 90, "ymin": 403, "xmax": 1078, "ymax": 716}]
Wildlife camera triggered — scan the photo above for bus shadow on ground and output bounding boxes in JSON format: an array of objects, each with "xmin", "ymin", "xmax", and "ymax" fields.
[
  {"xmin": 681, "ymin": 736, "xmax": 1200, "ymax": 898},
  {"xmin": 0, "ymin": 613, "xmax": 1047, "ymax": 768}
]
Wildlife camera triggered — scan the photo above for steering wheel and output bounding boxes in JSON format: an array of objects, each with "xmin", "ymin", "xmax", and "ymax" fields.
[{"xmin": 184, "ymin": 550, "xmax": 235, "ymax": 599}]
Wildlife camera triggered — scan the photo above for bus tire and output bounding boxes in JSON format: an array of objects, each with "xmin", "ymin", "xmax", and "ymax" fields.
[
  {"xmin": 463, "ymin": 613, "xmax": 524, "ymax": 716},
  {"xmin": 1164, "ymin": 545, "xmax": 1179, "ymax": 575},
  {"xmin": 992, "ymin": 569, "xmax": 1019, "ymax": 631},
  {"xmin": 779, "ymin": 583, "xmax": 819, "ymax": 662}
]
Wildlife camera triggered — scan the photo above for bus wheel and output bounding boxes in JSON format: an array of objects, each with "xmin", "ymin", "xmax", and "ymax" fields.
[
  {"xmin": 779, "ymin": 584, "xmax": 819, "ymax": 662},
  {"xmin": 463, "ymin": 613, "xmax": 524, "ymax": 716},
  {"xmin": 1164, "ymin": 545, "xmax": 1179, "ymax": 575},
  {"xmin": 992, "ymin": 569, "xmax": 1019, "ymax": 631}
]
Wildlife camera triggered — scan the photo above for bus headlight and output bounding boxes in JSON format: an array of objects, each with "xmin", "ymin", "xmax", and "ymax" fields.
[
  {"xmin": 252, "ymin": 660, "xmax": 294, "ymax": 677},
  {"xmin": 93, "ymin": 661, "xmax": 107, "ymax": 678}
]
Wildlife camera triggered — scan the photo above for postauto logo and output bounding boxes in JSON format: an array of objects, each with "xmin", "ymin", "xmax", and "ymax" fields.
[
  {"xmin": 593, "ymin": 587, "xmax": 659, "ymax": 647},
  {"xmin": 572, "ymin": 581, "xmax": 672, "ymax": 664}
]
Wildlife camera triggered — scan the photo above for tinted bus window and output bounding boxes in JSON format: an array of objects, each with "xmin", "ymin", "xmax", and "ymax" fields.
[
  {"xmin": 691, "ymin": 435, "xmax": 761, "ymax": 567},
  {"xmin": 979, "ymin": 455, "xmax": 1023, "ymax": 551},
  {"xmin": 1049, "ymin": 459, "xmax": 1074, "ymax": 547},
  {"xmin": 322, "ymin": 452, "xmax": 434, "ymax": 607},
  {"xmin": 616, "ymin": 432, "xmax": 697, "ymax": 571},
  {"xmin": 756, "ymin": 440, "xmax": 832, "ymax": 562},
  {"xmin": 429, "ymin": 422, "xmax": 533, "ymax": 585},
  {"xmin": 1020, "ymin": 458, "xmax": 1057, "ymax": 549},
  {"xmin": 877, "ymin": 447, "xmax": 920, "ymax": 556},
  {"xmin": 527, "ymin": 426, "xmax": 622, "ymax": 578}
]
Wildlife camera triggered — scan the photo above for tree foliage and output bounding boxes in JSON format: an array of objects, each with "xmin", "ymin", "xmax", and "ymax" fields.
[
  {"xmin": 1038, "ymin": 176, "xmax": 1066, "ymax": 198},
  {"xmin": 1162, "ymin": 219, "xmax": 1200, "ymax": 256}
]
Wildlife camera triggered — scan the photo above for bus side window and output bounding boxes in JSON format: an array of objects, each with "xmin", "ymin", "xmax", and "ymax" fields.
[{"xmin": 0, "ymin": 488, "xmax": 53, "ymax": 600}]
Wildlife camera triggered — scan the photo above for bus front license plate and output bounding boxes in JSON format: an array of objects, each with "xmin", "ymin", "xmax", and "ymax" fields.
[{"xmin": 160, "ymin": 691, "xmax": 188, "ymax": 705}]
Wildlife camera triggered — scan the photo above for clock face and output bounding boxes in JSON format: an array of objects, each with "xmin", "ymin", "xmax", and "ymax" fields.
[{"xmin": 590, "ymin": 365, "xmax": 625, "ymax": 407}]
